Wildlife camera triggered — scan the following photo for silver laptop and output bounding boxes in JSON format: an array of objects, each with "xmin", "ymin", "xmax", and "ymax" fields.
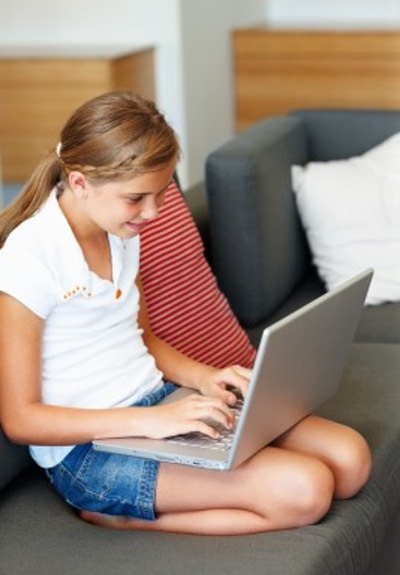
[{"xmin": 93, "ymin": 268, "xmax": 373, "ymax": 470}]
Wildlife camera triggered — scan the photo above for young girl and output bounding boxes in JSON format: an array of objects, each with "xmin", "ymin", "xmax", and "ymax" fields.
[{"xmin": 0, "ymin": 91, "xmax": 371, "ymax": 535}]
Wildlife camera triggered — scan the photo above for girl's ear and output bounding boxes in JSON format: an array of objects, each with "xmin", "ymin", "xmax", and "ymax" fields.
[{"xmin": 68, "ymin": 171, "xmax": 90, "ymax": 200}]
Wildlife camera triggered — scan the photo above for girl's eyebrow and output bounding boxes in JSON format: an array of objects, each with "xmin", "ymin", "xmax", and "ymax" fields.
[{"xmin": 128, "ymin": 179, "xmax": 174, "ymax": 197}]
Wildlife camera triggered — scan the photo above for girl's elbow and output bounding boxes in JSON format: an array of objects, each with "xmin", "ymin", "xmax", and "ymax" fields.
[{"xmin": 1, "ymin": 415, "xmax": 29, "ymax": 445}]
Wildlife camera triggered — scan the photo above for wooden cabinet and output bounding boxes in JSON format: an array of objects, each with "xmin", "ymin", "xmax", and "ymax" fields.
[
  {"xmin": 233, "ymin": 28, "xmax": 400, "ymax": 131},
  {"xmin": 0, "ymin": 46, "xmax": 155, "ymax": 182}
]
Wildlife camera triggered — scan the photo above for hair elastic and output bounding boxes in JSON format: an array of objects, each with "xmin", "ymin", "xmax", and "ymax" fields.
[{"xmin": 56, "ymin": 142, "xmax": 62, "ymax": 158}]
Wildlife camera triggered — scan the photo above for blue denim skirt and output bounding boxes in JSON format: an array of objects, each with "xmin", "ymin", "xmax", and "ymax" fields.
[{"xmin": 46, "ymin": 382, "xmax": 177, "ymax": 520}]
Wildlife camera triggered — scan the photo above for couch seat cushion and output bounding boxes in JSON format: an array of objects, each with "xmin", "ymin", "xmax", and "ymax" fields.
[{"xmin": 2, "ymin": 343, "xmax": 400, "ymax": 575}]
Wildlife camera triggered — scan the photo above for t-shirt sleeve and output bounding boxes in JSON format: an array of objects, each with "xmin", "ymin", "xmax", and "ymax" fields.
[{"xmin": 0, "ymin": 242, "xmax": 58, "ymax": 319}]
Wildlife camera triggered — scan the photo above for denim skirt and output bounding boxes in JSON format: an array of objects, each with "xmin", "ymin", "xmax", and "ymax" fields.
[{"xmin": 46, "ymin": 382, "xmax": 177, "ymax": 520}]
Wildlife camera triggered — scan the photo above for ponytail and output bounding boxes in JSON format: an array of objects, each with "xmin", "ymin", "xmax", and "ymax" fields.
[{"xmin": 0, "ymin": 152, "xmax": 63, "ymax": 248}]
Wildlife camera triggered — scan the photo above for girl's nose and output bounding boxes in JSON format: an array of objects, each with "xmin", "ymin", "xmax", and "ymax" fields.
[{"xmin": 140, "ymin": 198, "xmax": 159, "ymax": 221}]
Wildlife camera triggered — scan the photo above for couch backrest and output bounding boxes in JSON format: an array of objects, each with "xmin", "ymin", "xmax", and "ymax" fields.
[
  {"xmin": 205, "ymin": 116, "xmax": 310, "ymax": 328},
  {"xmin": 293, "ymin": 109, "xmax": 400, "ymax": 161}
]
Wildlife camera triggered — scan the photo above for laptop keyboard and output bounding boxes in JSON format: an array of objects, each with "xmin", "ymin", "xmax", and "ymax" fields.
[{"xmin": 166, "ymin": 399, "xmax": 244, "ymax": 452}]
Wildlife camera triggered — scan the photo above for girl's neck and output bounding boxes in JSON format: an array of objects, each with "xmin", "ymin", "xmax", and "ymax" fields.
[
  {"xmin": 58, "ymin": 187, "xmax": 105, "ymax": 243},
  {"xmin": 58, "ymin": 188, "xmax": 113, "ymax": 281}
]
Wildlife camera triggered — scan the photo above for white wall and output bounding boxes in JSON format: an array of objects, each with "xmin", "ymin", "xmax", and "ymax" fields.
[
  {"xmin": 0, "ymin": 0, "xmax": 267, "ymax": 189},
  {"xmin": 179, "ymin": 0, "xmax": 266, "ymax": 185},
  {"xmin": 266, "ymin": 0, "xmax": 400, "ymax": 28}
]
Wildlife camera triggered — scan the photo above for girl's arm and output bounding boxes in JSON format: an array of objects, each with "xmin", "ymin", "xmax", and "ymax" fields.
[
  {"xmin": 0, "ymin": 292, "xmax": 163, "ymax": 445},
  {"xmin": 0, "ymin": 292, "xmax": 241, "ymax": 445}
]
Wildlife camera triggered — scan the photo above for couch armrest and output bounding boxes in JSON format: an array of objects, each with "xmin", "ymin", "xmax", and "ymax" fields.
[{"xmin": 205, "ymin": 116, "xmax": 310, "ymax": 327}]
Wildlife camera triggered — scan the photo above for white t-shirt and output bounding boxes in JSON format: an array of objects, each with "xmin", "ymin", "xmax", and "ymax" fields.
[{"xmin": 0, "ymin": 190, "xmax": 163, "ymax": 468}]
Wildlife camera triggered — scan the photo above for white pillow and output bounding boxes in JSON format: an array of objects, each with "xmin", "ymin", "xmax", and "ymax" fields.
[{"xmin": 291, "ymin": 133, "xmax": 400, "ymax": 305}]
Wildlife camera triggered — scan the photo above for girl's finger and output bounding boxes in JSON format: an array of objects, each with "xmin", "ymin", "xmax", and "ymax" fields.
[{"xmin": 187, "ymin": 396, "xmax": 235, "ymax": 428}]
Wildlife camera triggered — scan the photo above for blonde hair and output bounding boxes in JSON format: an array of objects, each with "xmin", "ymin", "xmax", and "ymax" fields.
[{"xmin": 0, "ymin": 91, "xmax": 180, "ymax": 247}]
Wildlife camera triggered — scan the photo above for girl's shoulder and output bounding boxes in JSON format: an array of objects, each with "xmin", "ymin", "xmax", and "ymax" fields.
[
  {"xmin": 3, "ymin": 191, "xmax": 58, "ymax": 250},
  {"xmin": 0, "ymin": 194, "xmax": 79, "ymax": 318}
]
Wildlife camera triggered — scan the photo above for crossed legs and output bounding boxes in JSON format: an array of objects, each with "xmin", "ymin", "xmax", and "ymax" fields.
[{"xmin": 80, "ymin": 415, "xmax": 371, "ymax": 535}]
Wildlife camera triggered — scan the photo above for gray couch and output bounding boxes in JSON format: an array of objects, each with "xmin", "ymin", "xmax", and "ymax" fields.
[{"xmin": 1, "ymin": 110, "xmax": 400, "ymax": 574}]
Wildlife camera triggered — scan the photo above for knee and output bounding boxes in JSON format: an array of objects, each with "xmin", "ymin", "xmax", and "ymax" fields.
[
  {"xmin": 247, "ymin": 448, "xmax": 335, "ymax": 529},
  {"xmin": 332, "ymin": 429, "xmax": 372, "ymax": 499},
  {"xmin": 291, "ymin": 460, "xmax": 335, "ymax": 527}
]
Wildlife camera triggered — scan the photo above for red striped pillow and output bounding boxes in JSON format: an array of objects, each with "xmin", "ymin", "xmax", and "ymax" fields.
[{"xmin": 139, "ymin": 181, "xmax": 256, "ymax": 369}]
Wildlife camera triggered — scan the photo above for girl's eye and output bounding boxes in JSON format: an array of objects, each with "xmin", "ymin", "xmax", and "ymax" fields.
[{"xmin": 125, "ymin": 189, "xmax": 166, "ymax": 205}]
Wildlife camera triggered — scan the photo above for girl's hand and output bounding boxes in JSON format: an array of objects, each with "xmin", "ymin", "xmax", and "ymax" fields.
[
  {"xmin": 197, "ymin": 365, "xmax": 252, "ymax": 407},
  {"xmin": 143, "ymin": 393, "xmax": 236, "ymax": 440}
]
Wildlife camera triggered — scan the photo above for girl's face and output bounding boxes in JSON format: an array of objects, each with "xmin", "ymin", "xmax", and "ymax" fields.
[{"xmin": 75, "ymin": 162, "xmax": 176, "ymax": 239}]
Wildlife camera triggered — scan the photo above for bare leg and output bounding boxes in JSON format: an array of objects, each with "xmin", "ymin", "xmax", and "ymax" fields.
[
  {"xmin": 81, "ymin": 445, "xmax": 335, "ymax": 535},
  {"xmin": 274, "ymin": 415, "xmax": 372, "ymax": 499}
]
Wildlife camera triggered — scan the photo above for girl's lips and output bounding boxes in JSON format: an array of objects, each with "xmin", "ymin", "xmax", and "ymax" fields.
[{"xmin": 125, "ymin": 221, "xmax": 146, "ymax": 233}]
